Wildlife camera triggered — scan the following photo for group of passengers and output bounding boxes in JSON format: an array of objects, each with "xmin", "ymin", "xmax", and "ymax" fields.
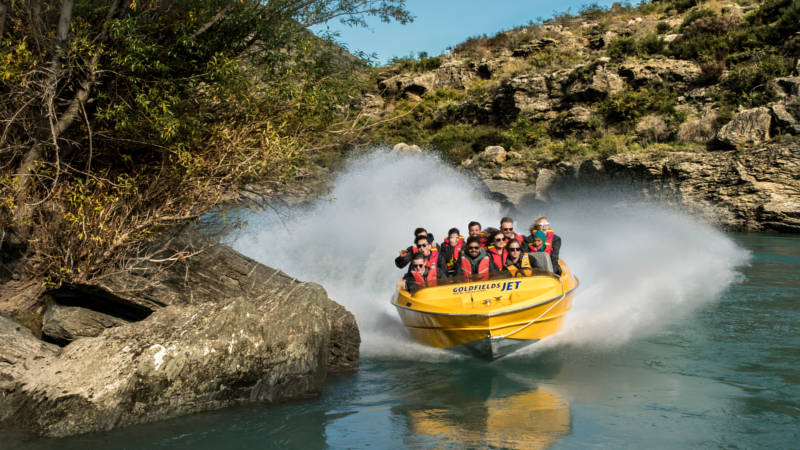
[{"xmin": 396, "ymin": 217, "xmax": 562, "ymax": 292}]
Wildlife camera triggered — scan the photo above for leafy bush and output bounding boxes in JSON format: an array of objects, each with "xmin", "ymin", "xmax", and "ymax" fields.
[
  {"xmin": 638, "ymin": 33, "xmax": 667, "ymax": 55},
  {"xmin": 390, "ymin": 53, "xmax": 442, "ymax": 72},
  {"xmin": 607, "ymin": 37, "xmax": 638, "ymax": 61},
  {"xmin": 598, "ymin": 88, "xmax": 676, "ymax": 125},
  {"xmin": 656, "ymin": 21, "xmax": 672, "ymax": 34},
  {"xmin": 429, "ymin": 124, "xmax": 514, "ymax": 162},
  {"xmin": 722, "ymin": 50, "xmax": 795, "ymax": 106},
  {"xmin": 680, "ymin": 8, "xmax": 716, "ymax": 30}
]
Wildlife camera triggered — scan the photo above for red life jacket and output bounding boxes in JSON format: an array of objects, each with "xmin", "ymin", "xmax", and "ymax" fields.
[
  {"xmin": 442, "ymin": 236, "xmax": 465, "ymax": 270},
  {"xmin": 527, "ymin": 229, "xmax": 554, "ymax": 254},
  {"xmin": 487, "ymin": 245, "xmax": 508, "ymax": 269},
  {"xmin": 411, "ymin": 266, "xmax": 437, "ymax": 284},
  {"xmin": 460, "ymin": 255, "xmax": 490, "ymax": 278},
  {"xmin": 505, "ymin": 233, "xmax": 524, "ymax": 245},
  {"xmin": 412, "ymin": 246, "xmax": 439, "ymax": 266},
  {"xmin": 544, "ymin": 229, "xmax": 554, "ymax": 255}
]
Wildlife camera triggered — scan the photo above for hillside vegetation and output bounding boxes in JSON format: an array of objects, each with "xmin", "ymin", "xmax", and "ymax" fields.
[
  {"xmin": 359, "ymin": 0, "xmax": 800, "ymax": 181},
  {"xmin": 0, "ymin": 0, "xmax": 409, "ymax": 284}
]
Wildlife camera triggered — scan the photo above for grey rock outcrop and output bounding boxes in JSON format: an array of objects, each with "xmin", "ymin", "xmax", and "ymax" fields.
[
  {"xmin": 42, "ymin": 304, "xmax": 128, "ymax": 344},
  {"xmin": 481, "ymin": 146, "xmax": 507, "ymax": 164},
  {"xmin": 717, "ymin": 107, "xmax": 772, "ymax": 147},
  {"xmin": 496, "ymin": 141, "xmax": 800, "ymax": 232},
  {"xmin": 565, "ymin": 64, "xmax": 624, "ymax": 101},
  {"xmin": 619, "ymin": 58, "xmax": 703, "ymax": 88},
  {"xmin": 0, "ymin": 231, "xmax": 360, "ymax": 437},
  {"xmin": 392, "ymin": 142, "xmax": 423, "ymax": 154}
]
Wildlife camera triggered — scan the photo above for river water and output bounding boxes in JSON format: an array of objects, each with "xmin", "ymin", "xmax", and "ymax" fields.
[{"xmin": 13, "ymin": 151, "xmax": 799, "ymax": 448}]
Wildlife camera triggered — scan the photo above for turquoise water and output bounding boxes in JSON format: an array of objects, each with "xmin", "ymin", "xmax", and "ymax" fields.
[{"xmin": 12, "ymin": 233, "xmax": 800, "ymax": 449}]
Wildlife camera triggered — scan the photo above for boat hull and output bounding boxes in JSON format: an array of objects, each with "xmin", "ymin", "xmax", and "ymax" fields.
[{"xmin": 392, "ymin": 261, "xmax": 578, "ymax": 360}]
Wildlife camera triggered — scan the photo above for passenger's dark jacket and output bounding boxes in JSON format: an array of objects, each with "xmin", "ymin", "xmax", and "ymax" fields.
[
  {"xmin": 437, "ymin": 238, "xmax": 464, "ymax": 277},
  {"xmin": 503, "ymin": 253, "xmax": 536, "ymax": 274},
  {"xmin": 526, "ymin": 232, "xmax": 562, "ymax": 275}
]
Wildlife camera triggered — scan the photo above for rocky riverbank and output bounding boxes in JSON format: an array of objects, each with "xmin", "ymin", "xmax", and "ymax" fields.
[
  {"xmin": 0, "ymin": 230, "xmax": 359, "ymax": 438},
  {"xmin": 470, "ymin": 139, "xmax": 800, "ymax": 233}
]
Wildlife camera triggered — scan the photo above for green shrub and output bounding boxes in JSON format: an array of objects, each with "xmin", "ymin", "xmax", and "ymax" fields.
[
  {"xmin": 607, "ymin": 36, "xmax": 638, "ymax": 61},
  {"xmin": 598, "ymin": 88, "xmax": 676, "ymax": 124},
  {"xmin": 667, "ymin": 0, "xmax": 699, "ymax": 13},
  {"xmin": 429, "ymin": 124, "xmax": 514, "ymax": 162},
  {"xmin": 656, "ymin": 21, "xmax": 671, "ymax": 34},
  {"xmin": 680, "ymin": 8, "xmax": 716, "ymax": 30},
  {"xmin": 722, "ymin": 51, "xmax": 795, "ymax": 106},
  {"xmin": 638, "ymin": 33, "xmax": 667, "ymax": 55},
  {"xmin": 390, "ymin": 53, "xmax": 442, "ymax": 72}
]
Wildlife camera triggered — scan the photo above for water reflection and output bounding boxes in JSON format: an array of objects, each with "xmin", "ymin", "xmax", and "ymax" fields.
[{"xmin": 383, "ymin": 360, "xmax": 572, "ymax": 449}]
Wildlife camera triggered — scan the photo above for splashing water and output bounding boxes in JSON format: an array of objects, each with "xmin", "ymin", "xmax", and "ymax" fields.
[{"xmin": 229, "ymin": 149, "xmax": 749, "ymax": 357}]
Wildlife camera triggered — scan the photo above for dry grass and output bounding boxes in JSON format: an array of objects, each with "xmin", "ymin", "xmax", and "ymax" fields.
[
  {"xmin": 636, "ymin": 114, "xmax": 671, "ymax": 143},
  {"xmin": 678, "ymin": 110, "xmax": 720, "ymax": 143}
]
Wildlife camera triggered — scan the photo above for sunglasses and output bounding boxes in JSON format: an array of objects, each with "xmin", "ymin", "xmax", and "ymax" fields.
[
  {"xmin": 418, "ymin": 243, "xmax": 429, "ymax": 247},
  {"xmin": 509, "ymin": 248, "xmax": 521, "ymax": 252},
  {"xmin": 501, "ymin": 227, "xmax": 513, "ymax": 231},
  {"xmin": 537, "ymin": 223, "xmax": 550, "ymax": 227},
  {"xmin": 412, "ymin": 264, "xmax": 425, "ymax": 268},
  {"xmin": 494, "ymin": 238, "xmax": 504, "ymax": 242},
  {"xmin": 467, "ymin": 246, "xmax": 481, "ymax": 250}
]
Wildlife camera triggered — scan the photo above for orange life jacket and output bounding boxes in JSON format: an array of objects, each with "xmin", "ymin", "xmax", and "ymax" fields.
[
  {"xmin": 460, "ymin": 255, "xmax": 490, "ymax": 278},
  {"xmin": 487, "ymin": 245, "xmax": 508, "ymax": 269},
  {"xmin": 442, "ymin": 236, "xmax": 465, "ymax": 270}
]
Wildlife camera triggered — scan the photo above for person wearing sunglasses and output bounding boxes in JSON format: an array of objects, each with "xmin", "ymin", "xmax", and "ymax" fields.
[
  {"xmin": 527, "ymin": 216, "xmax": 561, "ymax": 275},
  {"xmin": 459, "ymin": 236, "xmax": 491, "ymax": 280},
  {"xmin": 438, "ymin": 227, "xmax": 465, "ymax": 278},
  {"xmin": 486, "ymin": 230, "xmax": 509, "ymax": 272},
  {"xmin": 503, "ymin": 241, "xmax": 536, "ymax": 277},
  {"xmin": 500, "ymin": 217, "xmax": 525, "ymax": 246},
  {"xmin": 395, "ymin": 227, "xmax": 436, "ymax": 269},
  {"xmin": 403, "ymin": 251, "xmax": 440, "ymax": 293}
]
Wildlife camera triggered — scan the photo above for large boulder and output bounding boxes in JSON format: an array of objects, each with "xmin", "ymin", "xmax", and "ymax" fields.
[
  {"xmin": 771, "ymin": 102, "xmax": 800, "ymax": 134},
  {"xmin": 481, "ymin": 146, "xmax": 507, "ymax": 164},
  {"xmin": 42, "ymin": 304, "xmax": 128, "ymax": 344},
  {"xmin": 0, "ymin": 231, "xmax": 360, "ymax": 437},
  {"xmin": 378, "ymin": 72, "xmax": 436, "ymax": 99},
  {"xmin": 717, "ymin": 107, "xmax": 772, "ymax": 147},
  {"xmin": 565, "ymin": 64, "xmax": 624, "ymax": 101}
]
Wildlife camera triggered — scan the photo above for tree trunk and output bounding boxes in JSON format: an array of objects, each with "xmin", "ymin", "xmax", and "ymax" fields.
[
  {"xmin": 12, "ymin": 0, "xmax": 75, "ymax": 237},
  {"xmin": 0, "ymin": 1, "xmax": 7, "ymax": 38}
]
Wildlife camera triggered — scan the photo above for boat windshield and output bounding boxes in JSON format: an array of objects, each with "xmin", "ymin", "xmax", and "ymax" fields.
[{"xmin": 418, "ymin": 269, "xmax": 557, "ymax": 289}]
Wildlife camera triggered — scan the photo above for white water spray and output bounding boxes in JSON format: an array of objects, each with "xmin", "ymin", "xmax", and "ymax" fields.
[{"xmin": 229, "ymin": 149, "xmax": 748, "ymax": 357}]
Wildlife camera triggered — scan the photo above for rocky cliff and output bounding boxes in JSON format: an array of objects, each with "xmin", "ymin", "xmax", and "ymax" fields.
[
  {"xmin": 0, "ymin": 230, "xmax": 359, "ymax": 437},
  {"xmin": 365, "ymin": 1, "xmax": 800, "ymax": 232}
]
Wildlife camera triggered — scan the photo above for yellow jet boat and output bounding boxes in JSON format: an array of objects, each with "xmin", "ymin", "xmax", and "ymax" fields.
[{"xmin": 391, "ymin": 261, "xmax": 578, "ymax": 360}]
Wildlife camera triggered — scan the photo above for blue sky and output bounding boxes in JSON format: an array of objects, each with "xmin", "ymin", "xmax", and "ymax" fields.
[{"xmin": 312, "ymin": 0, "xmax": 621, "ymax": 64}]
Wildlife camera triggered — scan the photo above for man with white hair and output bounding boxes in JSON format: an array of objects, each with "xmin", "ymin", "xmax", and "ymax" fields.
[{"xmin": 528, "ymin": 216, "xmax": 562, "ymax": 275}]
